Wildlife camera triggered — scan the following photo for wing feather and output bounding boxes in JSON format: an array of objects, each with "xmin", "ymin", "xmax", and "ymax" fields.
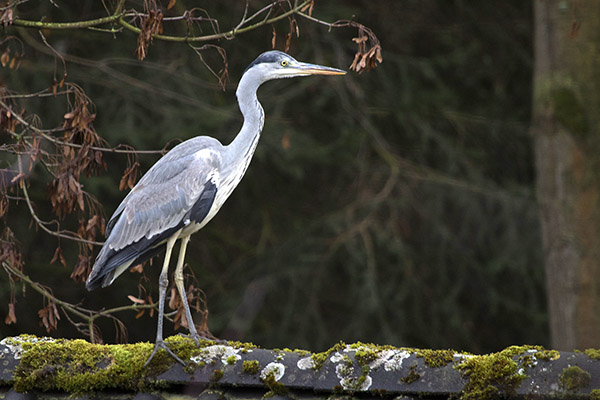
[
  {"xmin": 86, "ymin": 139, "xmax": 222, "ymax": 290},
  {"xmin": 107, "ymin": 148, "xmax": 220, "ymax": 250}
]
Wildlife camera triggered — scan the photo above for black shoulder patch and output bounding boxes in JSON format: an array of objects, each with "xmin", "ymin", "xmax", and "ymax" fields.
[{"xmin": 190, "ymin": 180, "xmax": 217, "ymax": 223}]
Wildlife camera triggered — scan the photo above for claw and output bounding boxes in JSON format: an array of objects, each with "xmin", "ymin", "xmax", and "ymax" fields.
[
  {"xmin": 177, "ymin": 331, "xmax": 225, "ymax": 346},
  {"xmin": 145, "ymin": 340, "xmax": 185, "ymax": 367}
]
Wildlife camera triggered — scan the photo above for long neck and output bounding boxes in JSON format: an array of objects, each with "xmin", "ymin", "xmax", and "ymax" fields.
[{"xmin": 224, "ymin": 73, "xmax": 265, "ymax": 171}]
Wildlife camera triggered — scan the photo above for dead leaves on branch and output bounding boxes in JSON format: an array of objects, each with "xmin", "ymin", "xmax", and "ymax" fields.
[
  {"xmin": 120, "ymin": 161, "xmax": 140, "ymax": 191},
  {"xmin": 136, "ymin": 9, "xmax": 164, "ymax": 60},
  {"xmin": 0, "ymin": 5, "xmax": 13, "ymax": 27},
  {"xmin": 47, "ymin": 85, "xmax": 106, "ymax": 218},
  {"xmin": 0, "ymin": 227, "xmax": 23, "ymax": 273},
  {"xmin": 70, "ymin": 216, "xmax": 105, "ymax": 281},
  {"xmin": 38, "ymin": 301, "xmax": 60, "ymax": 333},
  {"xmin": 271, "ymin": 16, "xmax": 300, "ymax": 53},
  {"xmin": 5, "ymin": 302, "xmax": 16, "ymax": 325},
  {"xmin": 166, "ymin": 278, "xmax": 210, "ymax": 335},
  {"xmin": 1, "ymin": 46, "xmax": 20, "ymax": 69},
  {"xmin": 70, "ymin": 254, "xmax": 92, "ymax": 283},
  {"xmin": 349, "ymin": 23, "xmax": 383, "ymax": 74},
  {"xmin": 2, "ymin": 228, "xmax": 22, "ymax": 326}
]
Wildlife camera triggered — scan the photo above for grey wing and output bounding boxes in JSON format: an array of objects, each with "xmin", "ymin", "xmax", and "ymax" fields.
[
  {"xmin": 85, "ymin": 143, "xmax": 222, "ymax": 290},
  {"xmin": 107, "ymin": 147, "xmax": 221, "ymax": 250}
]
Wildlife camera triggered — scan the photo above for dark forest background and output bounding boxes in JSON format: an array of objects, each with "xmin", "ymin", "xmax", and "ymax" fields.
[{"xmin": 2, "ymin": 0, "xmax": 591, "ymax": 355}]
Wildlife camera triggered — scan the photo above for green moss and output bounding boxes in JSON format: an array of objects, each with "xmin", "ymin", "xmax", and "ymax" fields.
[
  {"xmin": 310, "ymin": 341, "xmax": 346, "ymax": 370},
  {"xmin": 415, "ymin": 349, "xmax": 456, "ymax": 368},
  {"xmin": 353, "ymin": 364, "xmax": 371, "ymax": 389},
  {"xmin": 241, "ymin": 360, "xmax": 260, "ymax": 374},
  {"xmin": 456, "ymin": 347, "xmax": 527, "ymax": 400},
  {"xmin": 12, "ymin": 335, "xmax": 170, "ymax": 393},
  {"xmin": 209, "ymin": 369, "xmax": 224, "ymax": 383},
  {"xmin": 354, "ymin": 347, "xmax": 379, "ymax": 366},
  {"xmin": 261, "ymin": 370, "xmax": 288, "ymax": 396},
  {"xmin": 9, "ymin": 334, "xmax": 262, "ymax": 394},
  {"xmin": 224, "ymin": 340, "xmax": 259, "ymax": 353},
  {"xmin": 560, "ymin": 366, "xmax": 590, "ymax": 391},
  {"xmin": 591, "ymin": 388, "xmax": 600, "ymax": 400},
  {"xmin": 225, "ymin": 355, "xmax": 237, "ymax": 365},
  {"xmin": 502, "ymin": 345, "xmax": 559, "ymax": 362},
  {"xmin": 584, "ymin": 348, "xmax": 600, "ymax": 360},
  {"xmin": 273, "ymin": 347, "xmax": 311, "ymax": 357},
  {"xmin": 400, "ymin": 365, "xmax": 420, "ymax": 384}
]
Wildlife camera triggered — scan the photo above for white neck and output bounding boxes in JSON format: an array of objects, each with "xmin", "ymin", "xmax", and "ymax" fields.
[{"xmin": 223, "ymin": 70, "xmax": 265, "ymax": 175}]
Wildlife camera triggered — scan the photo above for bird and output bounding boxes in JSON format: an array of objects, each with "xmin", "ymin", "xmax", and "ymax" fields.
[{"xmin": 85, "ymin": 50, "xmax": 346, "ymax": 365}]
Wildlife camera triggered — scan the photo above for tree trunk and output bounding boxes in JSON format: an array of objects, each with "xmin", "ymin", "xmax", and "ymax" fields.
[{"xmin": 532, "ymin": 0, "xmax": 600, "ymax": 350}]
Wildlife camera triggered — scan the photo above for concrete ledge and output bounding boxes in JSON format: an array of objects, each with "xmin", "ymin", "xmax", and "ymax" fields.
[{"xmin": 1, "ymin": 335, "xmax": 599, "ymax": 399}]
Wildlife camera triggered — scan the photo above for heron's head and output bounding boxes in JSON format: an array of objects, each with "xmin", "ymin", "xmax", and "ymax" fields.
[{"xmin": 244, "ymin": 50, "xmax": 346, "ymax": 82}]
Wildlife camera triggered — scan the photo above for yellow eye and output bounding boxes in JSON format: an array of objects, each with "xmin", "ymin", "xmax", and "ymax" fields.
[{"xmin": 280, "ymin": 60, "xmax": 288, "ymax": 67}]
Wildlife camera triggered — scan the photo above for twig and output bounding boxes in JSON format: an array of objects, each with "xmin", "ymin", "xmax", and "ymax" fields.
[
  {"xmin": 17, "ymin": 161, "xmax": 104, "ymax": 246},
  {"xmin": 115, "ymin": 0, "xmax": 312, "ymax": 43},
  {"xmin": 0, "ymin": 98, "xmax": 167, "ymax": 155},
  {"xmin": 10, "ymin": 0, "xmax": 311, "ymax": 42},
  {"xmin": 12, "ymin": 12, "xmax": 133, "ymax": 30},
  {"xmin": 3, "ymin": 261, "xmax": 157, "ymax": 342},
  {"xmin": 3, "ymin": 262, "xmax": 90, "ymax": 321}
]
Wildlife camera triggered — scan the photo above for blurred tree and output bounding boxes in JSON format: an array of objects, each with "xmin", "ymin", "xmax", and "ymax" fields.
[{"xmin": 532, "ymin": 0, "xmax": 600, "ymax": 350}]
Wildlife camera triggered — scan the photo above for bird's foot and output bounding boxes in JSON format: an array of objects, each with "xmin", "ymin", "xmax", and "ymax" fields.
[
  {"xmin": 145, "ymin": 339, "xmax": 185, "ymax": 367},
  {"xmin": 192, "ymin": 332, "xmax": 227, "ymax": 346},
  {"xmin": 176, "ymin": 331, "xmax": 224, "ymax": 347}
]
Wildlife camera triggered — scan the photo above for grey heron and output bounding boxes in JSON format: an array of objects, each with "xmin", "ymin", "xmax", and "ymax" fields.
[{"xmin": 85, "ymin": 50, "xmax": 346, "ymax": 364}]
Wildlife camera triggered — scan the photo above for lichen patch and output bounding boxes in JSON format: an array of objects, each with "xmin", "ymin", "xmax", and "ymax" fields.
[
  {"xmin": 0, "ymin": 335, "xmax": 56, "ymax": 360},
  {"xmin": 190, "ymin": 344, "xmax": 246, "ymax": 365},
  {"xmin": 297, "ymin": 356, "xmax": 316, "ymax": 370},
  {"xmin": 260, "ymin": 362, "xmax": 285, "ymax": 381}
]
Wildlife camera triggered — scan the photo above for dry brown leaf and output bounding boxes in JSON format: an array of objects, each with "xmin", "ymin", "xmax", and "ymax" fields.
[
  {"xmin": 0, "ymin": 194, "xmax": 8, "ymax": 218},
  {"xmin": 352, "ymin": 36, "xmax": 368, "ymax": 44},
  {"xmin": 5, "ymin": 302, "xmax": 16, "ymax": 325},
  {"xmin": 8, "ymin": 54, "xmax": 17, "ymax": 69},
  {"xmin": 70, "ymin": 254, "xmax": 91, "ymax": 282},
  {"xmin": 168, "ymin": 287, "xmax": 178, "ymax": 310},
  {"xmin": 50, "ymin": 246, "xmax": 66, "ymax": 267},
  {"xmin": 0, "ymin": 8, "xmax": 13, "ymax": 26},
  {"xmin": 136, "ymin": 10, "xmax": 164, "ymax": 60},
  {"xmin": 167, "ymin": 0, "xmax": 176, "ymax": 9},
  {"xmin": 38, "ymin": 303, "xmax": 60, "ymax": 333},
  {"xmin": 147, "ymin": 295, "xmax": 154, "ymax": 317},
  {"xmin": 119, "ymin": 162, "xmax": 140, "ymax": 191},
  {"xmin": 300, "ymin": 0, "xmax": 314, "ymax": 16},
  {"xmin": 130, "ymin": 264, "xmax": 144, "ymax": 274},
  {"xmin": 128, "ymin": 295, "xmax": 146, "ymax": 304},
  {"xmin": 1, "ymin": 49, "xmax": 9, "ymax": 67}
]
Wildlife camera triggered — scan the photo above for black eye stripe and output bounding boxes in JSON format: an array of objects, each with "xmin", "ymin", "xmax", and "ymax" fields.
[{"xmin": 244, "ymin": 50, "xmax": 296, "ymax": 73}]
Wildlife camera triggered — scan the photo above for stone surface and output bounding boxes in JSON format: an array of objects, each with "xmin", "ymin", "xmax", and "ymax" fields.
[{"xmin": 1, "ymin": 336, "xmax": 599, "ymax": 399}]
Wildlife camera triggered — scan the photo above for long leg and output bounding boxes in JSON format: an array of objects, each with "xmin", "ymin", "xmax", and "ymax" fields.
[
  {"xmin": 145, "ymin": 234, "xmax": 184, "ymax": 366},
  {"xmin": 173, "ymin": 235, "xmax": 201, "ymax": 343}
]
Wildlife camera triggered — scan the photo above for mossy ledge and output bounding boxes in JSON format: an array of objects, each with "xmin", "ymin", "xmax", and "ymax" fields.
[
  {"xmin": 2, "ymin": 335, "xmax": 596, "ymax": 398},
  {"xmin": 6, "ymin": 334, "xmax": 257, "ymax": 394},
  {"xmin": 560, "ymin": 366, "xmax": 591, "ymax": 392},
  {"xmin": 455, "ymin": 345, "xmax": 559, "ymax": 400}
]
